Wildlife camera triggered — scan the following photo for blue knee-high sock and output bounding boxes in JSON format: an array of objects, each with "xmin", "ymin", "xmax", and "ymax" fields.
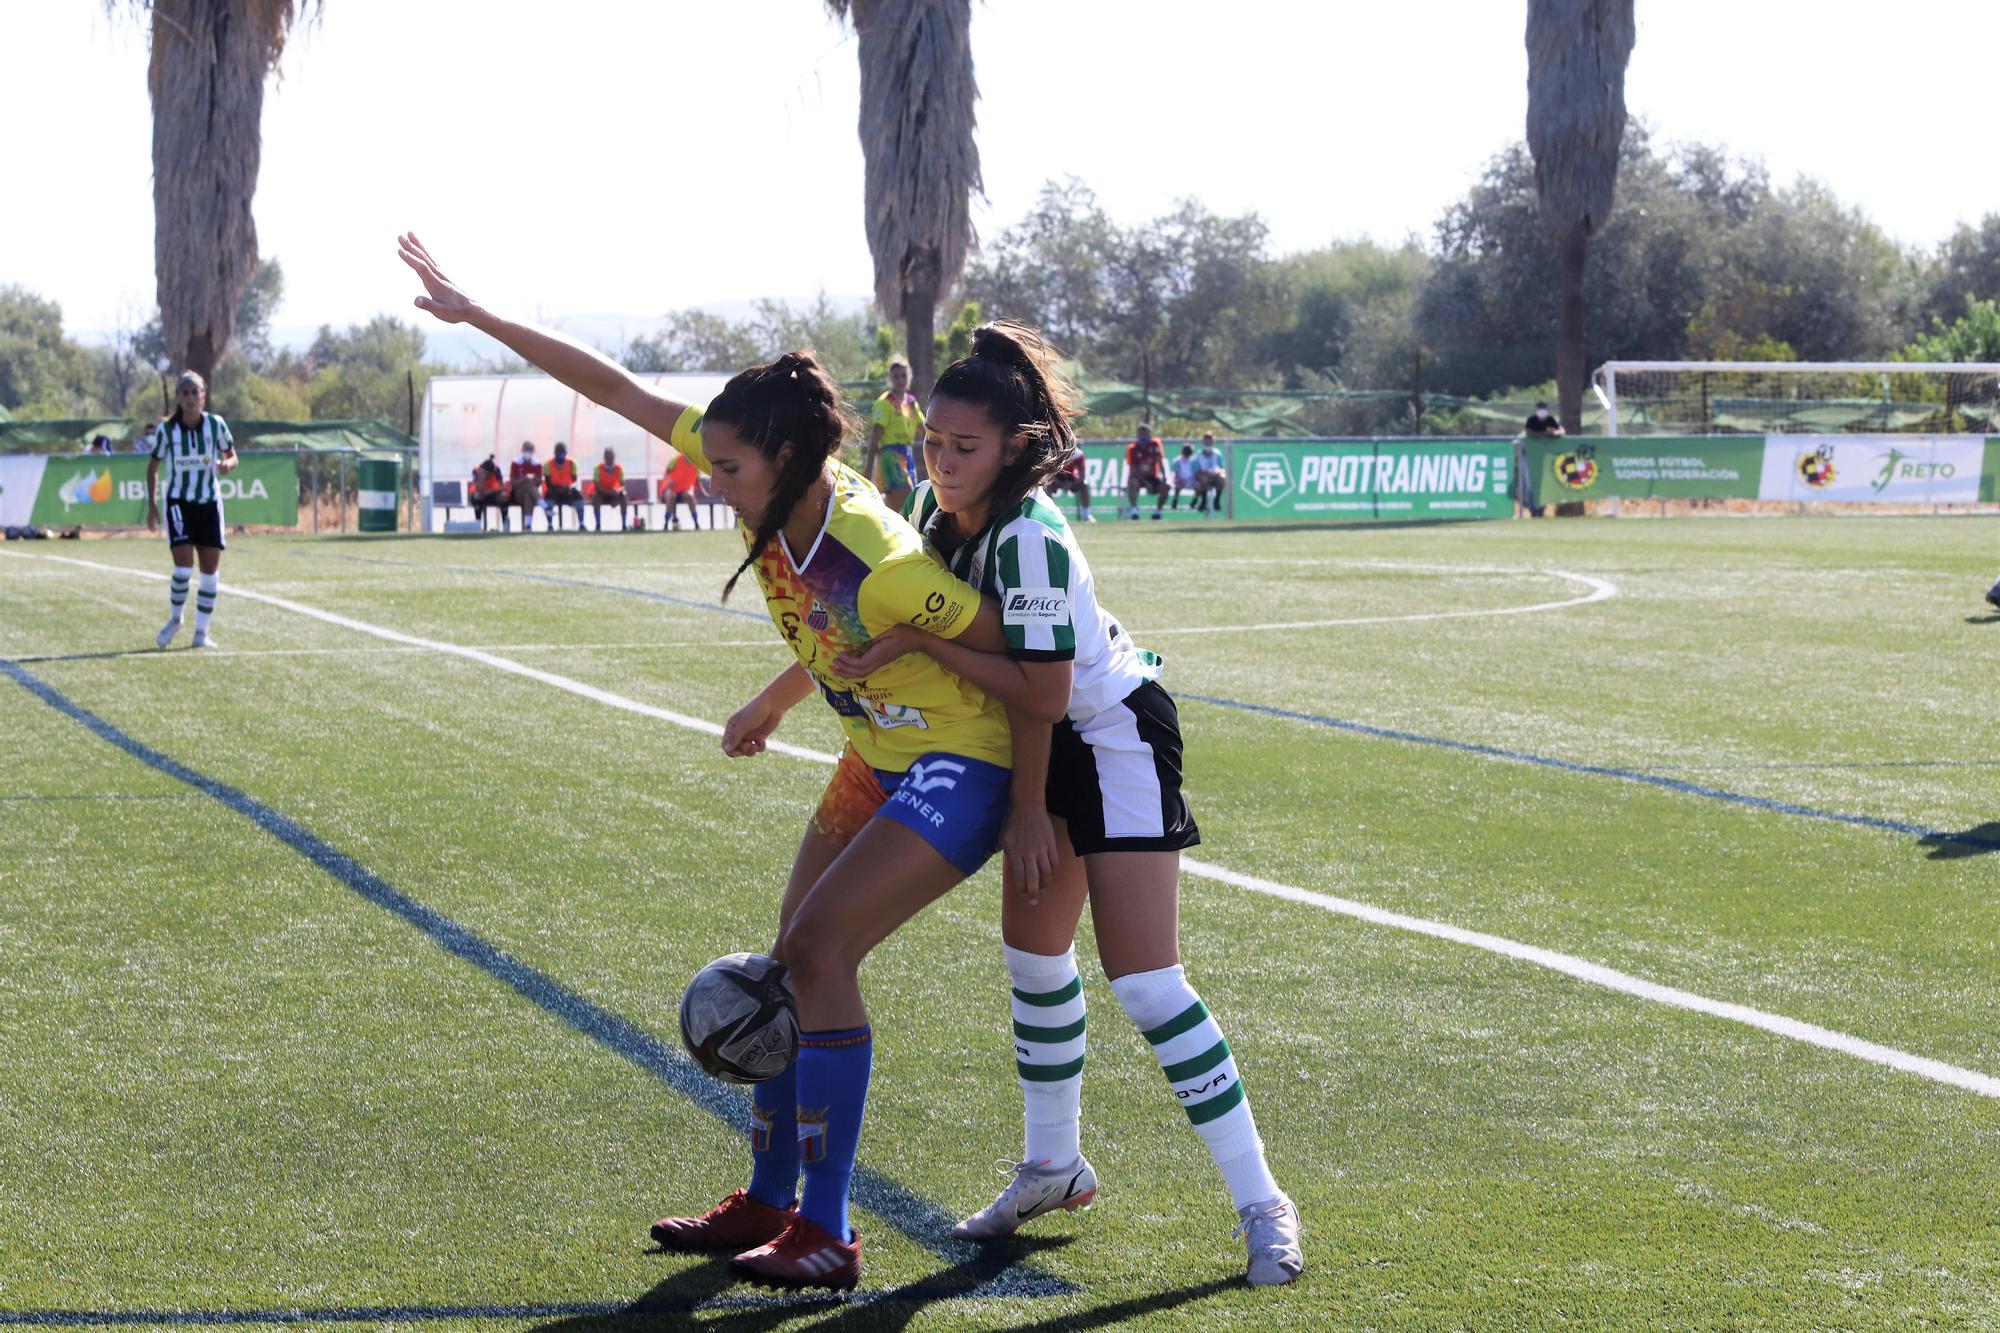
[
  {"xmin": 746, "ymin": 1061, "xmax": 799, "ymax": 1209},
  {"xmin": 794, "ymin": 1026, "xmax": 872, "ymax": 1243}
]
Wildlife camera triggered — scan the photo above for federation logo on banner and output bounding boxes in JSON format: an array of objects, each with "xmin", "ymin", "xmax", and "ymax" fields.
[
  {"xmin": 1554, "ymin": 447, "xmax": 1598, "ymax": 490},
  {"xmin": 1796, "ymin": 447, "xmax": 1837, "ymax": 489}
]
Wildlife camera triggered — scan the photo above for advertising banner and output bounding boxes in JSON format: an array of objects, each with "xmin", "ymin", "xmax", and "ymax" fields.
[
  {"xmin": 1232, "ymin": 441, "xmax": 1512, "ymax": 521},
  {"xmin": 28, "ymin": 454, "xmax": 299, "ymax": 527},
  {"xmin": 1756, "ymin": 435, "xmax": 1984, "ymax": 504},
  {"xmin": 1528, "ymin": 437, "xmax": 1761, "ymax": 501},
  {"xmin": 0, "ymin": 456, "xmax": 49, "ymax": 528}
]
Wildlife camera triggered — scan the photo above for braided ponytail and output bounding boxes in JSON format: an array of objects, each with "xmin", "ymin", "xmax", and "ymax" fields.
[
  {"xmin": 703, "ymin": 351, "xmax": 849, "ymax": 601},
  {"xmin": 930, "ymin": 320, "xmax": 1082, "ymax": 524}
]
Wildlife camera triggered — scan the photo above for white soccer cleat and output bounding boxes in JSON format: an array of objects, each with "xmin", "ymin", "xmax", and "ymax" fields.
[
  {"xmin": 1234, "ymin": 1194, "xmax": 1303, "ymax": 1287},
  {"xmin": 155, "ymin": 617, "xmax": 182, "ymax": 648},
  {"xmin": 950, "ymin": 1156, "xmax": 1097, "ymax": 1241},
  {"xmin": 190, "ymin": 628, "xmax": 214, "ymax": 649}
]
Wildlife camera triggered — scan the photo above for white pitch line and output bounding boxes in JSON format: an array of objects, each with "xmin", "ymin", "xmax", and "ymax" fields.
[
  {"xmin": 17, "ymin": 550, "xmax": 1996, "ymax": 1101},
  {"xmin": 7, "ymin": 641, "xmax": 785, "ymax": 661},
  {"xmin": 1134, "ymin": 568, "xmax": 1617, "ymax": 635},
  {"xmin": 7, "ymin": 553, "xmax": 829, "ymax": 761}
]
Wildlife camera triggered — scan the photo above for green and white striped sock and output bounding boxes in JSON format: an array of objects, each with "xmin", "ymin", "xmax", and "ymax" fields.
[
  {"xmin": 1111, "ymin": 963, "xmax": 1279, "ymax": 1211},
  {"xmin": 168, "ymin": 568, "xmax": 189, "ymax": 618},
  {"xmin": 193, "ymin": 572, "xmax": 218, "ymax": 634},
  {"xmin": 1008, "ymin": 944, "xmax": 1085, "ymax": 1167}
]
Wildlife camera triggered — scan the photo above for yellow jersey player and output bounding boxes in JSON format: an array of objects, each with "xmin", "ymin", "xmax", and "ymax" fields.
[
  {"xmin": 862, "ymin": 356, "xmax": 923, "ymax": 515},
  {"xmin": 400, "ymin": 232, "xmax": 1016, "ymax": 1291}
]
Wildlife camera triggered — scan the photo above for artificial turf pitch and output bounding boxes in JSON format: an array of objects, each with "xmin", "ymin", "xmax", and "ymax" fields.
[{"xmin": 0, "ymin": 515, "xmax": 1995, "ymax": 1331}]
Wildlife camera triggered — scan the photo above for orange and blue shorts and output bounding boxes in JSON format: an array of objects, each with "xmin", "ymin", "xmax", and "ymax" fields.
[{"xmin": 811, "ymin": 743, "xmax": 1009, "ymax": 875}]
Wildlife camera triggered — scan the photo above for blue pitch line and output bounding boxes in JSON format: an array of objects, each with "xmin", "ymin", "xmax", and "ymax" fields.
[
  {"xmin": 325, "ymin": 554, "xmax": 1993, "ymax": 852},
  {"xmin": 1179, "ymin": 692, "xmax": 2000, "ymax": 854},
  {"xmin": 0, "ymin": 659, "xmax": 1072, "ymax": 1304},
  {"xmin": 319, "ymin": 553, "xmax": 767, "ymax": 621}
]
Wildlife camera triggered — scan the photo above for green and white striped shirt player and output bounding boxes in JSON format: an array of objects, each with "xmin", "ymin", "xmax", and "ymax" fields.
[
  {"xmin": 151, "ymin": 412, "xmax": 234, "ymax": 505},
  {"xmin": 907, "ymin": 481, "xmax": 1160, "ymax": 720}
]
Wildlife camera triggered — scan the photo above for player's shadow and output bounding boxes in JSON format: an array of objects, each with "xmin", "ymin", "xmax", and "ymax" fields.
[
  {"xmin": 525, "ymin": 1236, "xmax": 1076, "ymax": 1333},
  {"xmin": 8, "ymin": 647, "xmax": 176, "ymax": 664},
  {"xmin": 1963, "ymin": 613, "xmax": 2000, "ymax": 625},
  {"xmin": 1918, "ymin": 822, "xmax": 2000, "ymax": 860}
]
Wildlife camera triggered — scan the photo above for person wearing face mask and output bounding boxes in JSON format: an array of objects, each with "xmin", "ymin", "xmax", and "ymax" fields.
[
  {"xmin": 544, "ymin": 441, "xmax": 584, "ymax": 531},
  {"xmin": 508, "ymin": 442, "xmax": 544, "ymax": 531}
]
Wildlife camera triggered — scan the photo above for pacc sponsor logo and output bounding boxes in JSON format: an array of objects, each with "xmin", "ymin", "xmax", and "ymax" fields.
[
  {"xmin": 1797, "ymin": 447, "xmax": 1836, "ymax": 489},
  {"xmin": 1004, "ymin": 588, "xmax": 1068, "ymax": 625}
]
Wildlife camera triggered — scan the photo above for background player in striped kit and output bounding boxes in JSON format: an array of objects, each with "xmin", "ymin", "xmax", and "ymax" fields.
[
  {"xmin": 835, "ymin": 321, "xmax": 1303, "ymax": 1287},
  {"xmin": 145, "ymin": 371, "xmax": 238, "ymax": 649}
]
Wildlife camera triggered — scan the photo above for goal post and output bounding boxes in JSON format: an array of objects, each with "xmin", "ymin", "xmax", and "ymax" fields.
[{"xmin": 1593, "ymin": 361, "xmax": 2000, "ymax": 438}]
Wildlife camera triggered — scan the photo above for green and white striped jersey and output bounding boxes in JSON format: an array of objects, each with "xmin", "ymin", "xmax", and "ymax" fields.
[
  {"xmin": 908, "ymin": 481, "xmax": 1161, "ymax": 721},
  {"xmin": 151, "ymin": 412, "xmax": 234, "ymax": 505}
]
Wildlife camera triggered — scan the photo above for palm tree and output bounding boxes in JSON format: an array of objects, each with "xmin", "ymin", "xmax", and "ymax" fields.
[
  {"xmin": 1525, "ymin": 0, "xmax": 1635, "ymax": 433},
  {"xmin": 117, "ymin": 1, "xmax": 315, "ymax": 380},
  {"xmin": 826, "ymin": 0, "xmax": 982, "ymax": 400}
]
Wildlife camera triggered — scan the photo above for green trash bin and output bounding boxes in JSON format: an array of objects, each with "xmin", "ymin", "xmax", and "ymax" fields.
[{"xmin": 357, "ymin": 457, "xmax": 399, "ymax": 533}]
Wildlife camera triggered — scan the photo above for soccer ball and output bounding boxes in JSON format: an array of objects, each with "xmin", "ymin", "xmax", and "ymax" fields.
[{"xmin": 678, "ymin": 952, "xmax": 798, "ymax": 1084}]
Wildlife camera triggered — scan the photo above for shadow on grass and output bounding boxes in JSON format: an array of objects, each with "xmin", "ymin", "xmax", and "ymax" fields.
[
  {"xmin": 960, "ymin": 1275, "xmax": 1243, "ymax": 1333},
  {"xmin": 528, "ymin": 1236, "xmax": 1076, "ymax": 1333},
  {"xmin": 7, "ymin": 647, "xmax": 178, "ymax": 664},
  {"xmin": 1919, "ymin": 821, "xmax": 2000, "ymax": 860},
  {"xmin": 1963, "ymin": 613, "xmax": 2000, "ymax": 625}
]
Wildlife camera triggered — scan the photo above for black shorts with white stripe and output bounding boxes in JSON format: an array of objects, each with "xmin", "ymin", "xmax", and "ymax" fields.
[
  {"xmin": 164, "ymin": 499, "xmax": 226, "ymax": 551},
  {"xmin": 1048, "ymin": 680, "xmax": 1201, "ymax": 856}
]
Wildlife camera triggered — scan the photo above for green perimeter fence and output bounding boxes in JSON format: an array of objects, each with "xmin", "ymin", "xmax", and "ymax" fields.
[{"xmin": 10, "ymin": 432, "xmax": 2000, "ymax": 534}]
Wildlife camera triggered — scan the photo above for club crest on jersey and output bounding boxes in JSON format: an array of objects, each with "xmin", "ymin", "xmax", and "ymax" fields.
[
  {"xmin": 904, "ymin": 758, "xmax": 965, "ymax": 794},
  {"xmin": 806, "ymin": 601, "xmax": 829, "ymax": 632},
  {"xmin": 1004, "ymin": 587, "xmax": 1068, "ymax": 626},
  {"xmin": 796, "ymin": 1107, "xmax": 828, "ymax": 1163}
]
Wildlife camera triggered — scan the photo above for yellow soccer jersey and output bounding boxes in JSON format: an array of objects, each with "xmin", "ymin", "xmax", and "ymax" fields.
[
  {"xmin": 870, "ymin": 392, "xmax": 923, "ymax": 448},
  {"xmin": 669, "ymin": 405, "xmax": 1009, "ymax": 772}
]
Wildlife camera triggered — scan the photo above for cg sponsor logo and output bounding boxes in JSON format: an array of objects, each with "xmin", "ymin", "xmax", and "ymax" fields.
[
  {"xmin": 1240, "ymin": 452, "xmax": 1295, "ymax": 507},
  {"xmin": 1554, "ymin": 444, "xmax": 1598, "ymax": 491},
  {"xmin": 1797, "ymin": 446, "xmax": 1836, "ymax": 489}
]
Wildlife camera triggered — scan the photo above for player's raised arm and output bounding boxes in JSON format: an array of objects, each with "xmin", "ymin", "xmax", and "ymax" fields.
[{"xmin": 397, "ymin": 231, "xmax": 696, "ymax": 444}]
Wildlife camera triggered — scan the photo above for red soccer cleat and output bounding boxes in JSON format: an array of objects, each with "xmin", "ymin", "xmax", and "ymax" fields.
[
  {"xmin": 731, "ymin": 1216, "xmax": 863, "ymax": 1291},
  {"xmin": 649, "ymin": 1189, "xmax": 796, "ymax": 1252}
]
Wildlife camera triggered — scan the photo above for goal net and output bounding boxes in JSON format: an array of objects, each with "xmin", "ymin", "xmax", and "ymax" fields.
[{"xmin": 1594, "ymin": 361, "xmax": 2000, "ymax": 437}]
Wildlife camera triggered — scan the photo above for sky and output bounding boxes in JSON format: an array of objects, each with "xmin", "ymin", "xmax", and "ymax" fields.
[{"xmin": 7, "ymin": 0, "xmax": 1996, "ymax": 346}]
